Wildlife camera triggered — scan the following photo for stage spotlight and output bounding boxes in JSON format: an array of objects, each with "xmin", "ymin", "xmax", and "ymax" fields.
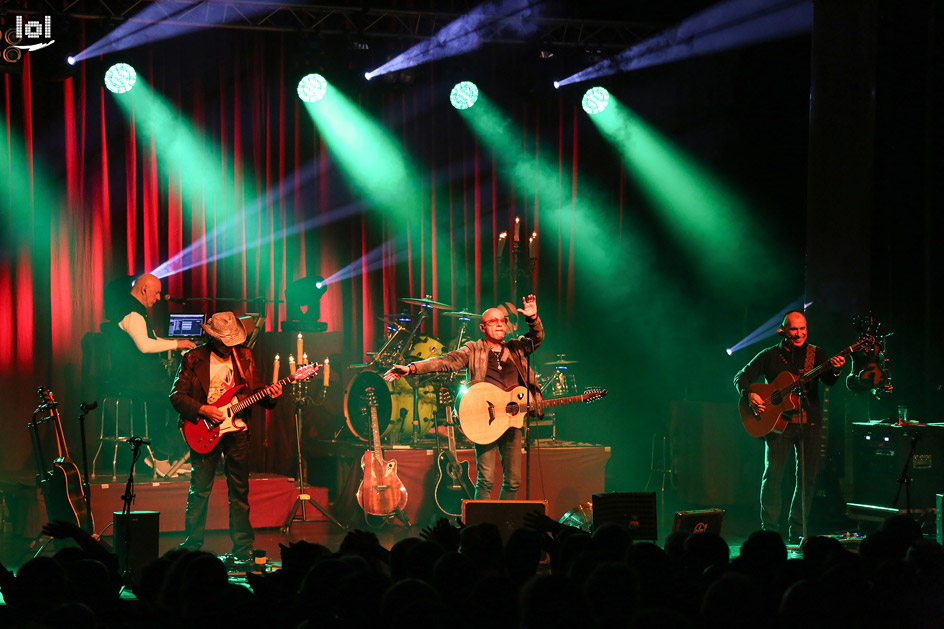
[
  {"xmin": 553, "ymin": 80, "xmax": 561, "ymax": 89},
  {"xmin": 104, "ymin": 63, "xmax": 137, "ymax": 94},
  {"xmin": 2, "ymin": 47, "xmax": 21, "ymax": 63},
  {"xmin": 297, "ymin": 73, "xmax": 327, "ymax": 103},
  {"xmin": 283, "ymin": 275, "xmax": 328, "ymax": 332},
  {"xmin": 581, "ymin": 87, "xmax": 610, "ymax": 115},
  {"xmin": 67, "ymin": 56, "xmax": 76, "ymax": 66},
  {"xmin": 450, "ymin": 81, "xmax": 479, "ymax": 110}
]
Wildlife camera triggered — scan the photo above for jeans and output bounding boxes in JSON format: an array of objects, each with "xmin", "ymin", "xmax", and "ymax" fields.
[
  {"xmin": 181, "ymin": 428, "xmax": 254, "ymax": 557},
  {"xmin": 474, "ymin": 427, "xmax": 522, "ymax": 500},
  {"xmin": 760, "ymin": 422, "xmax": 821, "ymax": 539}
]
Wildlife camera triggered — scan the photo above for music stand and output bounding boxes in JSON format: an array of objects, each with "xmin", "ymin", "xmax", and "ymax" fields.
[{"xmin": 281, "ymin": 377, "xmax": 346, "ymax": 536}]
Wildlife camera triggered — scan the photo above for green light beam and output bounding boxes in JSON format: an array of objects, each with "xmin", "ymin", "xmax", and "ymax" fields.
[
  {"xmin": 301, "ymin": 79, "xmax": 422, "ymax": 225},
  {"xmin": 590, "ymin": 97, "xmax": 772, "ymax": 293}
]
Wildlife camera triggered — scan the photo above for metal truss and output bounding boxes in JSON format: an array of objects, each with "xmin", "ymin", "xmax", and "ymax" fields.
[{"xmin": 4, "ymin": 0, "xmax": 667, "ymax": 50}]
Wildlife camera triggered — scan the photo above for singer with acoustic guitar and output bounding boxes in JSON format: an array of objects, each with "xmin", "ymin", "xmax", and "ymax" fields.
[
  {"xmin": 170, "ymin": 312, "xmax": 282, "ymax": 566},
  {"xmin": 734, "ymin": 310, "xmax": 845, "ymax": 544},
  {"xmin": 384, "ymin": 295, "xmax": 542, "ymax": 501}
]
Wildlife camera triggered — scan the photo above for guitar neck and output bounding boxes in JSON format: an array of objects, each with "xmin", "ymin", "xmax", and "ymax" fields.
[
  {"xmin": 230, "ymin": 374, "xmax": 295, "ymax": 414},
  {"xmin": 445, "ymin": 407, "xmax": 458, "ymax": 455},
  {"xmin": 799, "ymin": 344, "xmax": 857, "ymax": 385},
  {"xmin": 529, "ymin": 392, "xmax": 589, "ymax": 412},
  {"xmin": 370, "ymin": 406, "xmax": 383, "ymax": 461}
]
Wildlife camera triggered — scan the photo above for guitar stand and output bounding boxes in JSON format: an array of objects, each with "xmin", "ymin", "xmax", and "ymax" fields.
[{"xmin": 282, "ymin": 395, "xmax": 346, "ymax": 537}]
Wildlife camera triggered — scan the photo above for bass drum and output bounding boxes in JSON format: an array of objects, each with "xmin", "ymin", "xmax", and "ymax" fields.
[
  {"xmin": 405, "ymin": 335, "xmax": 444, "ymax": 361},
  {"xmin": 344, "ymin": 370, "xmax": 393, "ymax": 442},
  {"xmin": 388, "ymin": 377, "xmax": 437, "ymax": 442}
]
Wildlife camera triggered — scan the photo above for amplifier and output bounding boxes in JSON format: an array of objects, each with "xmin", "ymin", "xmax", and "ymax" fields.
[
  {"xmin": 848, "ymin": 423, "xmax": 944, "ymax": 511},
  {"xmin": 592, "ymin": 492, "xmax": 658, "ymax": 540}
]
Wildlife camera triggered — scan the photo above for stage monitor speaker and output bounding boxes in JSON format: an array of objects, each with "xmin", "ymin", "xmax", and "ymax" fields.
[
  {"xmin": 462, "ymin": 499, "xmax": 547, "ymax": 542},
  {"xmin": 672, "ymin": 508, "xmax": 725, "ymax": 535},
  {"xmin": 114, "ymin": 511, "xmax": 159, "ymax": 583},
  {"xmin": 592, "ymin": 492, "xmax": 658, "ymax": 540}
]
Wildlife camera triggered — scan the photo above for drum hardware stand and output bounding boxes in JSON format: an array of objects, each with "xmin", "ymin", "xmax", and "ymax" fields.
[
  {"xmin": 282, "ymin": 375, "xmax": 346, "ymax": 535},
  {"xmin": 892, "ymin": 430, "xmax": 921, "ymax": 516}
]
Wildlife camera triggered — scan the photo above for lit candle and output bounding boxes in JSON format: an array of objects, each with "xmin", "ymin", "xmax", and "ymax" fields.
[
  {"xmin": 272, "ymin": 354, "xmax": 280, "ymax": 384},
  {"xmin": 303, "ymin": 352, "xmax": 308, "ymax": 366},
  {"xmin": 497, "ymin": 232, "xmax": 507, "ymax": 257},
  {"xmin": 297, "ymin": 333, "xmax": 303, "ymax": 363},
  {"xmin": 514, "ymin": 217, "xmax": 520, "ymax": 241},
  {"xmin": 529, "ymin": 232, "xmax": 536, "ymax": 258},
  {"xmin": 289, "ymin": 354, "xmax": 296, "ymax": 376},
  {"xmin": 324, "ymin": 357, "xmax": 330, "ymax": 387}
]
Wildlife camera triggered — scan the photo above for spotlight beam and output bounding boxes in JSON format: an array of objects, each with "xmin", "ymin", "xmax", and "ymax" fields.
[
  {"xmin": 366, "ymin": 0, "xmax": 545, "ymax": 80},
  {"xmin": 726, "ymin": 297, "xmax": 811, "ymax": 355},
  {"xmin": 556, "ymin": 0, "xmax": 812, "ymax": 87}
]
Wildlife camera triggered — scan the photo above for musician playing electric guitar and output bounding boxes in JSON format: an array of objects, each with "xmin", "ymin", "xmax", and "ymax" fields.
[
  {"xmin": 384, "ymin": 295, "xmax": 542, "ymax": 500},
  {"xmin": 734, "ymin": 310, "xmax": 845, "ymax": 544},
  {"xmin": 170, "ymin": 311, "xmax": 282, "ymax": 565}
]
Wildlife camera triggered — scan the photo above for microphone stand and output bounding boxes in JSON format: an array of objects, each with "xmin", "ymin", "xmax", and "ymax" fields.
[{"xmin": 892, "ymin": 431, "xmax": 920, "ymax": 515}]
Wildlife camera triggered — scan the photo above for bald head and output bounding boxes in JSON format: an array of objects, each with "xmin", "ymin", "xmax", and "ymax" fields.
[
  {"xmin": 780, "ymin": 311, "xmax": 808, "ymax": 347},
  {"xmin": 131, "ymin": 273, "xmax": 162, "ymax": 308},
  {"xmin": 480, "ymin": 307, "xmax": 509, "ymax": 344}
]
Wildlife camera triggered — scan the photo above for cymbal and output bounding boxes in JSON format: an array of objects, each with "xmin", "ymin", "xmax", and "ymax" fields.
[
  {"xmin": 444, "ymin": 310, "xmax": 479, "ymax": 319},
  {"xmin": 401, "ymin": 296, "xmax": 452, "ymax": 310},
  {"xmin": 545, "ymin": 359, "xmax": 579, "ymax": 366}
]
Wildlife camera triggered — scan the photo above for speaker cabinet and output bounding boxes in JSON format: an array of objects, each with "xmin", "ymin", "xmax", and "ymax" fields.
[
  {"xmin": 592, "ymin": 492, "xmax": 658, "ymax": 540},
  {"xmin": 462, "ymin": 499, "xmax": 547, "ymax": 542},
  {"xmin": 672, "ymin": 508, "xmax": 725, "ymax": 535},
  {"xmin": 113, "ymin": 511, "xmax": 160, "ymax": 583},
  {"xmin": 849, "ymin": 423, "xmax": 944, "ymax": 511}
]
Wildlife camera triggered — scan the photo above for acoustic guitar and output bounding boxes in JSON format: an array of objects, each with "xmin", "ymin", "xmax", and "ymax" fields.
[
  {"xmin": 457, "ymin": 382, "xmax": 607, "ymax": 445},
  {"xmin": 182, "ymin": 362, "xmax": 318, "ymax": 453},
  {"xmin": 739, "ymin": 334, "xmax": 873, "ymax": 438},
  {"xmin": 433, "ymin": 387, "xmax": 474, "ymax": 517},
  {"xmin": 30, "ymin": 387, "xmax": 95, "ymax": 534},
  {"xmin": 356, "ymin": 387, "xmax": 409, "ymax": 517}
]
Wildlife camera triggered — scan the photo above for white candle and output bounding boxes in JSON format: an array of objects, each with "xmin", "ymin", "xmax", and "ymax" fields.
[
  {"xmin": 497, "ymin": 232, "xmax": 507, "ymax": 257},
  {"xmin": 296, "ymin": 333, "xmax": 303, "ymax": 363},
  {"xmin": 272, "ymin": 354, "xmax": 280, "ymax": 384},
  {"xmin": 324, "ymin": 357, "xmax": 330, "ymax": 386},
  {"xmin": 289, "ymin": 354, "xmax": 296, "ymax": 376},
  {"xmin": 303, "ymin": 352, "xmax": 308, "ymax": 366},
  {"xmin": 514, "ymin": 217, "xmax": 520, "ymax": 241},
  {"xmin": 529, "ymin": 232, "xmax": 536, "ymax": 258}
]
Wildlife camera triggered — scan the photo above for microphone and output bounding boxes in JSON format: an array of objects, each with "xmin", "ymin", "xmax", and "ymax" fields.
[
  {"xmin": 80, "ymin": 400, "xmax": 98, "ymax": 412},
  {"xmin": 118, "ymin": 436, "xmax": 151, "ymax": 446},
  {"xmin": 163, "ymin": 294, "xmax": 188, "ymax": 304}
]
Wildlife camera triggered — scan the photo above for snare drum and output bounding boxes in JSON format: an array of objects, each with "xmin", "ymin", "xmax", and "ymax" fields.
[{"xmin": 344, "ymin": 370, "xmax": 393, "ymax": 441}]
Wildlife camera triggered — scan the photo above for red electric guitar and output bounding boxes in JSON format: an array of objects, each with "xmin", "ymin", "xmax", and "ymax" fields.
[{"xmin": 182, "ymin": 362, "xmax": 318, "ymax": 453}]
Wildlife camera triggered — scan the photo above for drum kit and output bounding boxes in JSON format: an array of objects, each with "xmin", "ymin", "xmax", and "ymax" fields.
[
  {"xmin": 344, "ymin": 296, "xmax": 475, "ymax": 445},
  {"xmin": 344, "ymin": 297, "xmax": 583, "ymax": 445}
]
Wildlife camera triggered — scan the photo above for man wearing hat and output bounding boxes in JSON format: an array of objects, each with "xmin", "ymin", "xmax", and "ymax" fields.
[{"xmin": 170, "ymin": 311, "xmax": 282, "ymax": 563}]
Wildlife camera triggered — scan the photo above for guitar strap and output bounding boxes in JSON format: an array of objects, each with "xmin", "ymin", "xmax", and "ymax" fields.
[{"xmin": 231, "ymin": 349, "xmax": 248, "ymax": 385}]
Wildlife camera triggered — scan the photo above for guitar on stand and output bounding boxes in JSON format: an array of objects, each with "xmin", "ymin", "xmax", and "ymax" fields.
[
  {"xmin": 28, "ymin": 387, "xmax": 95, "ymax": 535},
  {"xmin": 356, "ymin": 387, "xmax": 410, "ymax": 526},
  {"xmin": 433, "ymin": 387, "xmax": 474, "ymax": 517},
  {"xmin": 738, "ymin": 333, "xmax": 874, "ymax": 438}
]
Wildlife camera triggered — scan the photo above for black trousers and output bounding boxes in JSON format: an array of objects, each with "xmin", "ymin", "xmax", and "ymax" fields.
[{"xmin": 181, "ymin": 428, "xmax": 253, "ymax": 557}]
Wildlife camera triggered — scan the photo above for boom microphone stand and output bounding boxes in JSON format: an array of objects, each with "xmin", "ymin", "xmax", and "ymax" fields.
[{"xmin": 282, "ymin": 373, "xmax": 346, "ymax": 536}]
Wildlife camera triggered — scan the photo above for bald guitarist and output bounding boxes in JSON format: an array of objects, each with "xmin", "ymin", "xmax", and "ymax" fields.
[{"xmin": 734, "ymin": 311, "xmax": 845, "ymax": 544}]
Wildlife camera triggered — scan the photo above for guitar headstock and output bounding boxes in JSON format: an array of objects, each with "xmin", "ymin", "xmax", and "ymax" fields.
[
  {"xmin": 37, "ymin": 386, "xmax": 57, "ymax": 407},
  {"xmin": 583, "ymin": 387, "xmax": 607, "ymax": 403},
  {"xmin": 292, "ymin": 362, "xmax": 320, "ymax": 382},
  {"xmin": 365, "ymin": 386, "xmax": 378, "ymax": 408},
  {"xmin": 438, "ymin": 387, "xmax": 454, "ymax": 407},
  {"xmin": 854, "ymin": 332, "xmax": 877, "ymax": 353}
]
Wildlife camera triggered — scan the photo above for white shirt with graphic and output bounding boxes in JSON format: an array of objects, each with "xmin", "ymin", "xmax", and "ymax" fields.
[{"xmin": 208, "ymin": 352, "xmax": 235, "ymax": 404}]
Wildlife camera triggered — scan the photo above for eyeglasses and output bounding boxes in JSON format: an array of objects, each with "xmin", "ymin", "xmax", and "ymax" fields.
[{"xmin": 483, "ymin": 317, "xmax": 509, "ymax": 326}]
